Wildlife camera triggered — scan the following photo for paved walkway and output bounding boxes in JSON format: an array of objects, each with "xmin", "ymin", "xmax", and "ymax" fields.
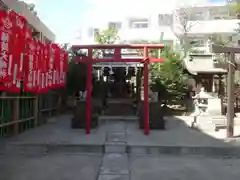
[
  {"xmin": 1, "ymin": 115, "xmax": 240, "ymax": 180},
  {"xmin": 1, "ymin": 153, "xmax": 240, "ymax": 180},
  {"xmin": 1, "ymin": 114, "xmax": 240, "ymax": 155}
]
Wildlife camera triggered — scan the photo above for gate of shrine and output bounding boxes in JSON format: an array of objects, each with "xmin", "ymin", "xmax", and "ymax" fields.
[{"xmin": 72, "ymin": 44, "xmax": 164, "ymax": 135}]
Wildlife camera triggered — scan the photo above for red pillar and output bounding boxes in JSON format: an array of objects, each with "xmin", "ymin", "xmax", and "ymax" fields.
[
  {"xmin": 143, "ymin": 47, "xmax": 150, "ymax": 135},
  {"xmin": 86, "ymin": 48, "xmax": 93, "ymax": 134}
]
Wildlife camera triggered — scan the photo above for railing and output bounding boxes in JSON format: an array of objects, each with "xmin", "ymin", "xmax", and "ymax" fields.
[{"xmin": 0, "ymin": 92, "xmax": 60, "ymax": 137}]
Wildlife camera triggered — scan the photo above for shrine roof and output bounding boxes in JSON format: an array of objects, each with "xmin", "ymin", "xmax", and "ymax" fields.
[{"xmin": 183, "ymin": 54, "xmax": 227, "ymax": 75}]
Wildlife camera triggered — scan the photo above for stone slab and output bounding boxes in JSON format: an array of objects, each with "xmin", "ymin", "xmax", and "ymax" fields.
[
  {"xmin": 127, "ymin": 145, "xmax": 240, "ymax": 157},
  {"xmin": 2, "ymin": 115, "xmax": 106, "ymax": 154},
  {"xmin": 105, "ymin": 142, "xmax": 126, "ymax": 153},
  {"xmin": 100, "ymin": 153, "xmax": 129, "ymax": 175},
  {"xmin": 129, "ymin": 155, "xmax": 240, "ymax": 180},
  {"xmin": 0, "ymin": 154, "xmax": 102, "ymax": 180},
  {"xmin": 106, "ymin": 121, "xmax": 126, "ymax": 133},
  {"xmin": 4, "ymin": 143, "xmax": 104, "ymax": 155},
  {"xmin": 98, "ymin": 175, "xmax": 129, "ymax": 180},
  {"xmin": 107, "ymin": 133, "xmax": 127, "ymax": 142}
]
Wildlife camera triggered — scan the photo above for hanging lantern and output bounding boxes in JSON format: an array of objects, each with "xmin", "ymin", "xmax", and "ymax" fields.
[
  {"xmin": 103, "ymin": 67, "xmax": 110, "ymax": 76},
  {"xmin": 109, "ymin": 65, "xmax": 113, "ymax": 75}
]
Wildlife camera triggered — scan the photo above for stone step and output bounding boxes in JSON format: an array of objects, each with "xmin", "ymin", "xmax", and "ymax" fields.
[
  {"xmin": 5, "ymin": 143, "xmax": 240, "ymax": 157},
  {"xmin": 105, "ymin": 102, "xmax": 136, "ymax": 116},
  {"xmin": 98, "ymin": 153, "xmax": 129, "ymax": 180},
  {"xmin": 127, "ymin": 145, "xmax": 240, "ymax": 157},
  {"xmin": 99, "ymin": 116, "xmax": 138, "ymax": 122},
  {"xmin": 105, "ymin": 142, "xmax": 127, "ymax": 154},
  {"xmin": 4, "ymin": 143, "xmax": 104, "ymax": 155}
]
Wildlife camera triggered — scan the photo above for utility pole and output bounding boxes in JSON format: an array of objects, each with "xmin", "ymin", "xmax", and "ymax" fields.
[{"xmin": 212, "ymin": 45, "xmax": 237, "ymax": 138}]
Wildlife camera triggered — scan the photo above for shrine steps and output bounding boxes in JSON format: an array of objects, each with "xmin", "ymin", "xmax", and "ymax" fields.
[{"xmin": 104, "ymin": 98, "xmax": 136, "ymax": 116}]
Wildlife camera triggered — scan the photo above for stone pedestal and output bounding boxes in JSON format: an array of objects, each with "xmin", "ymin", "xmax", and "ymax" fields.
[
  {"xmin": 137, "ymin": 101, "xmax": 165, "ymax": 129},
  {"xmin": 71, "ymin": 99, "xmax": 102, "ymax": 129}
]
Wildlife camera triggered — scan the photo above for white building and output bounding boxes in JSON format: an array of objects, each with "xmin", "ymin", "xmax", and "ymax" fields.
[
  {"xmin": 79, "ymin": 13, "xmax": 177, "ymax": 45},
  {"xmin": 173, "ymin": 4, "xmax": 240, "ymax": 53},
  {"xmin": 78, "ymin": 2, "xmax": 240, "ymax": 54}
]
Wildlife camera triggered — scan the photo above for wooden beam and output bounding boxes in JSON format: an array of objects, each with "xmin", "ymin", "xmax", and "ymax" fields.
[
  {"xmin": 212, "ymin": 45, "xmax": 240, "ymax": 53},
  {"xmin": 73, "ymin": 57, "xmax": 164, "ymax": 63},
  {"xmin": 72, "ymin": 44, "xmax": 165, "ymax": 50}
]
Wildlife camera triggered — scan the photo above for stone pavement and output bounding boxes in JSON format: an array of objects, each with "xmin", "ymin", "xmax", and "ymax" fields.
[
  {"xmin": 1, "ymin": 114, "xmax": 240, "ymax": 180},
  {"xmin": 0, "ymin": 154, "xmax": 102, "ymax": 180},
  {"xmin": 176, "ymin": 116, "xmax": 240, "ymax": 143},
  {"xmin": 1, "ymin": 153, "xmax": 240, "ymax": 180},
  {"xmin": 129, "ymin": 155, "xmax": 240, "ymax": 180},
  {"xmin": 2, "ymin": 114, "xmax": 240, "ymax": 156}
]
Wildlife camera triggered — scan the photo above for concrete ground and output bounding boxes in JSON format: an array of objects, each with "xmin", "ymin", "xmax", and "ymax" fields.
[
  {"xmin": 2, "ymin": 114, "xmax": 240, "ymax": 157},
  {"xmin": 2, "ymin": 115, "xmax": 237, "ymax": 148},
  {"xmin": 176, "ymin": 116, "xmax": 240, "ymax": 144},
  {"xmin": 0, "ymin": 154, "xmax": 102, "ymax": 180},
  {"xmin": 129, "ymin": 155, "xmax": 240, "ymax": 180},
  {"xmin": 1, "ymin": 115, "xmax": 240, "ymax": 180},
  {"xmin": 1, "ymin": 154, "xmax": 240, "ymax": 180}
]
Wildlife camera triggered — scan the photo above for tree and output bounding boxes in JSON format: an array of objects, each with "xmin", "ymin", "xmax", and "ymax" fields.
[
  {"xmin": 150, "ymin": 46, "xmax": 189, "ymax": 99},
  {"xmin": 229, "ymin": 1, "xmax": 240, "ymax": 19},
  {"xmin": 94, "ymin": 27, "xmax": 120, "ymax": 58},
  {"xmin": 132, "ymin": 40, "xmax": 189, "ymax": 99},
  {"xmin": 60, "ymin": 43, "xmax": 87, "ymax": 95},
  {"xmin": 173, "ymin": 7, "xmax": 198, "ymax": 56},
  {"xmin": 94, "ymin": 27, "xmax": 119, "ymax": 44}
]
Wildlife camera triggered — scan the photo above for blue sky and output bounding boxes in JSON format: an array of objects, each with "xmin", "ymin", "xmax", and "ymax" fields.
[{"xmin": 36, "ymin": 0, "xmax": 93, "ymax": 43}]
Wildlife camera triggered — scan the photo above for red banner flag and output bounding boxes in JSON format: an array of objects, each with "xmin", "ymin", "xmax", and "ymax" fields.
[
  {"xmin": 23, "ymin": 39, "xmax": 38, "ymax": 93},
  {"xmin": 48, "ymin": 43, "xmax": 60, "ymax": 89},
  {"xmin": 43, "ymin": 43, "xmax": 50, "ymax": 91},
  {"xmin": 59, "ymin": 49, "xmax": 68, "ymax": 87},
  {"xmin": 36, "ymin": 41, "xmax": 48, "ymax": 93},
  {"xmin": 0, "ymin": 10, "xmax": 15, "ymax": 85}
]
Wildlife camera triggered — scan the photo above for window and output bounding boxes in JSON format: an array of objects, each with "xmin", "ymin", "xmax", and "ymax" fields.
[
  {"xmin": 190, "ymin": 39, "xmax": 205, "ymax": 47},
  {"xmin": 190, "ymin": 12, "xmax": 205, "ymax": 20},
  {"xmin": 87, "ymin": 28, "xmax": 94, "ymax": 37},
  {"xmin": 93, "ymin": 28, "xmax": 99, "ymax": 39},
  {"xmin": 108, "ymin": 22, "xmax": 122, "ymax": 30},
  {"xmin": 238, "ymin": 40, "xmax": 240, "ymax": 45},
  {"xmin": 131, "ymin": 23, "xmax": 148, "ymax": 28},
  {"xmin": 129, "ymin": 19, "xmax": 149, "ymax": 28},
  {"xmin": 209, "ymin": 8, "xmax": 230, "ymax": 20},
  {"xmin": 158, "ymin": 14, "xmax": 173, "ymax": 26}
]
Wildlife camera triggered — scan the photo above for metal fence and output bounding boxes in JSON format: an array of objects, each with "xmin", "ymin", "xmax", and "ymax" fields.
[{"xmin": 0, "ymin": 91, "xmax": 60, "ymax": 137}]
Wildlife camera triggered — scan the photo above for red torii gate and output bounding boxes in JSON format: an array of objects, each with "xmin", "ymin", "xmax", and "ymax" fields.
[{"xmin": 72, "ymin": 44, "xmax": 164, "ymax": 135}]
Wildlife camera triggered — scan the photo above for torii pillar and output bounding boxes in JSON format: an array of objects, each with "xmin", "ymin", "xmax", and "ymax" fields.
[{"xmin": 212, "ymin": 45, "xmax": 236, "ymax": 138}]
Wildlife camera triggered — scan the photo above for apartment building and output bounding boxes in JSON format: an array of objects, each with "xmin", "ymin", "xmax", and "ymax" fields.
[
  {"xmin": 80, "ymin": 13, "xmax": 177, "ymax": 45},
  {"xmin": 80, "ymin": 3, "xmax": 240, "ymax": 54},
  {"xmin": 173, "ymin": 4, "xmax": 240, "ymax": 53},
  {"xmin": 0, "ymin": 0, "xmax": 55, "ymax": 43}
]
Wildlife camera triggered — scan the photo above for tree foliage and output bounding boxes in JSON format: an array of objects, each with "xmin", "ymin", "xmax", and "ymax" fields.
[
  {"xmin": 94, "ymin": 27, "xmax": 119, "ymax": 44},
  {"xmin": 132, "ymin": 40, "xmax": 189, "ymax": 98},
  {"xmin": 229, "ymin": 2, "xmax": 240, "ymax": 19},
  {"xmin": 64, "ymin": 27, "xmax": 120, "ymax": 95},
  {"xmin": 173, "ymin": 7, "xmax": 198, "ymax": 56},
  {"xmin": 60, "ymin": 43, "xmax": 87, "ymax": 94},
  {"xmin": 150, "ymin": 46, "xmax": 189, "ymax": 98},
  {"xmin": 94, "ymin": 27, "xmax": 120, "ymax": 57}
]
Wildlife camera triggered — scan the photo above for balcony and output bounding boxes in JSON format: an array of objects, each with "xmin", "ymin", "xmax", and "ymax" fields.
[
  {"xmin": 173, "ymin": 19, "xmax": 240, "ymax": 36},
  {"xmin": 119, "ymin": 27, "xmax": 176, "ymax": 42}
]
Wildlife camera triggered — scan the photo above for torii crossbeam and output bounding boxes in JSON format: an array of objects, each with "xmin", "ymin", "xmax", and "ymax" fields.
[{"xmin": 72, "ymin": 44, "xmax": 165, "ymax": 135}]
